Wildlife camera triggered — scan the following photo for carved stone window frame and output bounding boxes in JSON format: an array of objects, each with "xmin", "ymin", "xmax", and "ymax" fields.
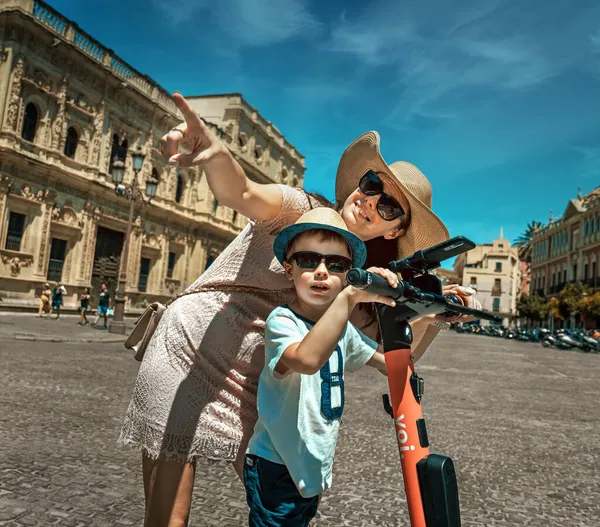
[
  {"xmin": 174, "ymin": 169, "xmax": 188, "ymax": 206},
  {"xmin": 238, "ymin": 131, "xmax": 248, "ymax": 152},
  {"xmin": 45, "ymin": 234, "xmax": 72, "ymax": 285},
  {"xmin": 1, "ymin": 193, "xmax": 42, "ymax": 254},
  {"xmin": 254, "ymin": 144, "xmax": 263, "ymax": 162},
  {"xmin": 20, "ymin": 94, "xmax": 48, "ymax": 146},
  {"xmin": 63, "ymin": 124, "xmax": 81, "ymax": 161},
  {"xmin": 166, "ymin": 241, "xmax": 185, "ymax": 282}
]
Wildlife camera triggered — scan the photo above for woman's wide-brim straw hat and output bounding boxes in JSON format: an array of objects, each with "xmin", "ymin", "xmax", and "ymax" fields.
[
  {"xmin": 274, "ymin": 208, "xmax": 367, "ymax": 268},
  {"xmin": 335, "ymin": 131, "xmax": 449, "ymax": 261}
]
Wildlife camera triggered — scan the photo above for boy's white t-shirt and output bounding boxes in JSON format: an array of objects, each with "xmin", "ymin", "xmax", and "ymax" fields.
[{"xmin": 246, "ymin": 305, "xmax": 378, "ymax": 498}]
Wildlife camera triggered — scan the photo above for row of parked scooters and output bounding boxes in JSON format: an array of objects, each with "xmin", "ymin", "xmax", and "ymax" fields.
[{"xmin": 454, "ymin": 323, "xmax": 600, "ymax": 353}]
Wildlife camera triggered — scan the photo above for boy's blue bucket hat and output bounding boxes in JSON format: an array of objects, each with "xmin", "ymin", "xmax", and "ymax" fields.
[{"xmin": 274, "ymin": 207, "xmax": 366, "ymax": 268}]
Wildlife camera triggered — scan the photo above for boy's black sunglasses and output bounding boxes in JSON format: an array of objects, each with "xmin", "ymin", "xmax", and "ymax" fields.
[
  {"xmin": 358, "ymin": 171, "xmax": 405, "ymax": 221},
  {"xmin": 289, "ymin": 251, "xmax": 353, "ymax": 274}
]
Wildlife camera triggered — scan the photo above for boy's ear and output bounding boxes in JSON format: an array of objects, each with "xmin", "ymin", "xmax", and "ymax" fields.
[{"xmin": 283, "ymin": 261, "xmax": 294, "ymax": 281}]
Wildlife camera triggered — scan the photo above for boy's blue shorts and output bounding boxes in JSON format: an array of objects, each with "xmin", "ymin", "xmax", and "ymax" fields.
[
  {"xmin": 243, "ymin": 454, "xmax": 319, "ymax": 527},
  {"xmin": 97, "ymin": 305, "xmax": 108, "ymax": 316}
]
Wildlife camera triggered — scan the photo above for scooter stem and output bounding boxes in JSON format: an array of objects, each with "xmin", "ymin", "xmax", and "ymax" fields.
[{"xmin": 385, "ymin": 345, "xmax": 429, "ymax": 527}]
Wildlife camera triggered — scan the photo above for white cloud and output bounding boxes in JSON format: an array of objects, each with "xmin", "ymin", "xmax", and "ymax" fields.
[
  {"xmin": 326, "ymin": 10, "xmax": 414, "ymax": 66},
  {"xmin": 151, "ymin": 0, "xmax": 321, "ymax": 46},
  {"xmin": 324, "ymin": 0, "xmax": 599, "ymax": 126},
  {"xmin": 150, "ymin": 0, "xmax": 211, "ymax": 26}
]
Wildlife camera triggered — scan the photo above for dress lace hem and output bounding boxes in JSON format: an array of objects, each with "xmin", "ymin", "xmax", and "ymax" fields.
[{"xmin": 118, "ymin": 415, "xmax": 240, "ymax": 465}]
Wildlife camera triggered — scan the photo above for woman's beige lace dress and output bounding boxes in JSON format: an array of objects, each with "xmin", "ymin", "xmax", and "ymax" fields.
[{"xmin": 118, "ymin": 185, "xmax": 316, "ymax": 463}]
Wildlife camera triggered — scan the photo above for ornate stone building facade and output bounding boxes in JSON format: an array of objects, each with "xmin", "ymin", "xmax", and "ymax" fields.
[
  {"xmin": 529, "ymin": 186, "xmax": 600, "ymax": 298},
  {"xmin": 0, "ymin": 0, "xmax": 305, "ymax": 311},
  {"xmin": 453, "ymin": 231, "xmax": 522, "ymax": 325}
]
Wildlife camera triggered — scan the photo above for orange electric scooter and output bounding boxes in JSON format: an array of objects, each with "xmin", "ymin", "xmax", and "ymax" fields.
[{"xmin": 347, "ymin": 236, "xmax": 502, "ymax": 527}]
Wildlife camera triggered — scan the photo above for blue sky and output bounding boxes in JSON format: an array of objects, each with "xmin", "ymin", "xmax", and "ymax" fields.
[{"xmin": 48, "ymin": 0, "xmax": 600, "ymax": 248}]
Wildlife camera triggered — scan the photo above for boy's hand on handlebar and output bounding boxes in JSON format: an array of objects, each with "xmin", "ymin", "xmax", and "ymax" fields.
[{"xmin": 345, "ymin": 267, "xmax": 398, "ymax": 307}]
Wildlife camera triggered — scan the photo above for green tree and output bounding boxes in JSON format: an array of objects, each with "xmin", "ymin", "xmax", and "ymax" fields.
[
  {"xmin": 577, "ymin": 292, "xmax": 600, "ymax": 318},
  {"xmin": 558, "ymin": 282, "xmax": 592, "ymax": 319},
  {"xmin": 547, "ymin": 297, "xmax": 562, "ymax": 321},
  {"xmin": 517, "ymin": 293, "xmax": 548, "ymax": 326}
]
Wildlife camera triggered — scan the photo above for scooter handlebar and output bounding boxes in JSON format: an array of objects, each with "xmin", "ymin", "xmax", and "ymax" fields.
[
  {"xmin": 346, "ymin": 268, "xmax": 405, "ymax": 300},
  {"xmin": 347, "ymin": 268, "xmax": 502, "ymax": 323}
]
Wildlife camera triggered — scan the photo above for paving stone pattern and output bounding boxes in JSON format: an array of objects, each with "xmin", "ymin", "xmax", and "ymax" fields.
[
  {"xmin": 0, "ymin": 331, "xmax": 599, "ymax": 526},
  {"xmin": 0, "ymin": 314, "xmax": 127, "ymax": 344}
]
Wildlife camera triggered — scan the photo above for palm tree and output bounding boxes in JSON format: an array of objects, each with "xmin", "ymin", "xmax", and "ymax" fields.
[
  {"xmin": 513, "ymin": 220, "xmax": 543, "ymax": 261},
  {"xmin": 513, "ymin": 221, "xmax": 543, "ymax": 248}
]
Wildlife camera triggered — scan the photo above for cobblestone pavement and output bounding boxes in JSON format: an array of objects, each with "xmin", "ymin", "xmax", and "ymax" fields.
[
  {"xmin": 1, "ymin": 331, "xmax": 599, "ymax": 526},
  {"xmin": 0, "ymin": 313, "xmax": 127, "ymax": 343}
]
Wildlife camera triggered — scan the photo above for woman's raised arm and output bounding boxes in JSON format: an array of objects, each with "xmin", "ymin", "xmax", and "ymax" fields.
[{"xmin": 161, "ymin": 92, "xmax": 283, "ymax": 222}]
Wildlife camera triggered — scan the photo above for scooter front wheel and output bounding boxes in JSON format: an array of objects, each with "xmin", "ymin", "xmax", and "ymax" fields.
[{"xmin": 541, "ymin": 340, "xmax": 551, "ymax": 348}]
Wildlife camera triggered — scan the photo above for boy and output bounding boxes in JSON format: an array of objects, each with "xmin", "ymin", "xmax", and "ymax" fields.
[{"xmin": 244, "ymin": 207, "xmax": 397, "ymax": 526}]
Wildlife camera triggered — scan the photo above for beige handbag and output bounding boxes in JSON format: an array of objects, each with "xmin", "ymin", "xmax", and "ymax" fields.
[
  {"xmin": 124, "ymin": 302, "xmax": 167, "ymax": 361},
  {"xmin": 124, "ymin": 287, "xmax": 207, "ymax": 361}
]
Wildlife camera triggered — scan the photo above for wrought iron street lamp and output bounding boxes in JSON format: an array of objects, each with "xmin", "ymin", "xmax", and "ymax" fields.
[{"xmin": 108, "ymin": 148, "xmax": 158, "ymax": 334}]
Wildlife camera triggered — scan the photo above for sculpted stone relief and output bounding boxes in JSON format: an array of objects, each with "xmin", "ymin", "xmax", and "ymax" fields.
[
  {"xmin": 68, "ymin": 93, "xmax": 96, "ymax": 115},
  {"xmin": 1, "ymin": 254, "xmax": 33, "ymax": 276},
  {"xmin": 6, "ymin": 57, "xmax": 24, "ymax": 130},
  {"xmin": 142, "ymin": 232, "xmax": 161, "ymax": 249},
  {"xmin": 164, "ymin": 227, "xmax": 193, "ymax": 247},
  {"xmin": 51, "ymin": 204, "xmax": 85, "ymax": 229},
  {"xmin": 30, "ymin": 68, "xmax": 54, "ymax": 94},
  {"xmin": 91, "ymin": 102, "xmax": 105, "ymax": 167},
  {"xmin": 51, "ymin": 77, "xmax": 67, "ymax": 150},
  {"xmin": 20, "ymin": 184, "xmax": 51, "ymax": 202}
]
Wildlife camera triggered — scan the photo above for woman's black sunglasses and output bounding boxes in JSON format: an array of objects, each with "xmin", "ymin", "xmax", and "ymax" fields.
[
  {"xmin": 358, "ymin": 171, "xmax": 405, "ymax": 221},
  {"xmin": 289, "ymin": 251, "xmax": 353, "ymax": 274}
]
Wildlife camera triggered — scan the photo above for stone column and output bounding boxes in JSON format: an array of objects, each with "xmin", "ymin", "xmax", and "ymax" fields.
[
  {"xmin": 34, "ymin": 199, "xmax": 54, "ymax": 279},
  {"xmin": 159, "ymin": 231, "xmax": 169, "ymax": 295},
  {"xmin": 0, "ymin": 48, "xmax": 13, "ymax": 129},
  {"xmin": 4, "ymin": 56, "xmax": 24, "ymax": 131},
  {"xmin": 127, "ymin": 218, "xmax": 143, "ymax": 291},
  {"xmin": 188, "ymin": 234, "xmax": 206, "ymax": 281},
  {"xmin": 82, "ymin": 203, "xmax": 99, "ymax": 284}
]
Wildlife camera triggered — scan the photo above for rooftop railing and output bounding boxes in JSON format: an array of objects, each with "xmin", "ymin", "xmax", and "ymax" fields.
[{"xmin": 28, "ymin": 0, "xmax": 178, "ymax": 116}]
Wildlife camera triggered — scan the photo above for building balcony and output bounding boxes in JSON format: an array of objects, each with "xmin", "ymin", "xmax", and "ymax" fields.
[{"xmin": 491, "ymin": 287, "xmax": 502, "ymax": 297}]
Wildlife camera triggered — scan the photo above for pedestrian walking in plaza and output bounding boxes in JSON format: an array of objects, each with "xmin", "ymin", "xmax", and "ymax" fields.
[
  {"xmin": 38, "ymin": 282, "xmax": 51, "ymax": 318},
  {"xmin": 92, "ymin": 283, "xmax": 111, "ymax": 330},
  {"xmin": 78, "ymin": 288, "xmax": 91, "ymax": 326},
  {"xmin": 50, "ymin": 282, "xmax": 66, "ymax": 320},
  {"xmin": 119, "ymin": 93, "xmax": 481, "ymax": 527}
]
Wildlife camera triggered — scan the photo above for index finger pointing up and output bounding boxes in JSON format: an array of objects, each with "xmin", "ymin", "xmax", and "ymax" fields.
[{"xmin": 172, "ymin": 92, "xmax": 204, "ymax": 130}]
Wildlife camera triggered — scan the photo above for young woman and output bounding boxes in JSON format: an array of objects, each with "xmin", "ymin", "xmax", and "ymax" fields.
[
  {"xmin": 39, "ymin": 283, "xmax": 51, "ymax": 318},
  {"xmin": 78, "ymin": 288, "xmax": 91, "ymax": 326},
  {"xmin": 119, "ymin": 93, "xmax": 480, "ymax": 527}
]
